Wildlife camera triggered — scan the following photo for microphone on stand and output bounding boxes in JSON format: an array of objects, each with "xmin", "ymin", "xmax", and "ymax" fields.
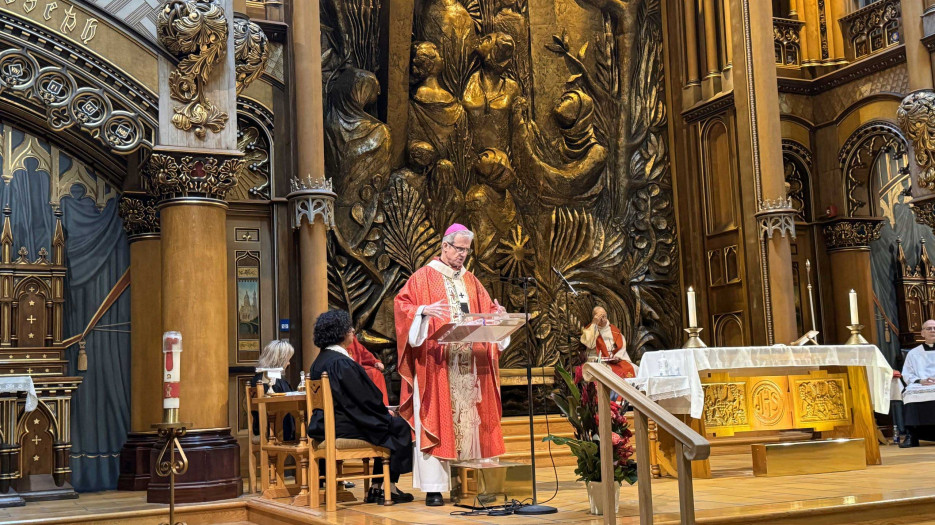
[
  {"xmin": 551, "ymin": 267, "xmax": 579, "ymax": 297},
  {"xmin": 495, "ymin": 275, "xmax": 537, "ymax": 284}
]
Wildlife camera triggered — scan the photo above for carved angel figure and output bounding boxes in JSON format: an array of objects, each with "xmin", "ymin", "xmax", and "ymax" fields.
[{"xmin": 408, "ymin": 42, "xmax": 468, "ymax": 161}]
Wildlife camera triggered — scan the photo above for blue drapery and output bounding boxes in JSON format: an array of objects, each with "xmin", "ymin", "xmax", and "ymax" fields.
[{"xmin": 2, "ymin": 131, "xmax": 130, "ymax": 492}]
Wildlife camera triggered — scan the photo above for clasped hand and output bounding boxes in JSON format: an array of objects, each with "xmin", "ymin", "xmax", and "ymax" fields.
[
  {"xmin": 422, "ymin": 299, "xmax": 507, "ymax": 319},
  {"xmin": 922, "ymin": 378, "xmax": 935, "ymax": 386}
]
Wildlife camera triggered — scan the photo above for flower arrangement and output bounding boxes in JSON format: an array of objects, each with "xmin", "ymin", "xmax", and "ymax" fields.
[{"xmin": 545, "ymin": 363, "xmax": 637, "ymax": 485}]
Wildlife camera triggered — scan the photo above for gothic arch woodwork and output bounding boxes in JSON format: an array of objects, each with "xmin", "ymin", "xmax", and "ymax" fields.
[
  {"xmin": 838, "ymin": 121, "xmax": 909, "ymax": 217},
  {"xmin": 782, "ymin": 139, "xmax": 814, "ymax": 222},
  {"xmin": 700, "ymin": 117, "xmax": 739, "ymax": 234}
]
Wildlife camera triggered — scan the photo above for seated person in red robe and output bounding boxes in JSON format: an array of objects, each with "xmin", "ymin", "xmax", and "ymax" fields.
[
  {"xmin": 308, "ymin": 310, "xmax": 414, "ymax": 504},
  {"xmin": 251, "ymin": 340, "xmax": 296, "ymax": 442},
  {"xmin": 348, "ymin": 336, "xmax": 389, "ymax": 405},
  {"xmin": 580, "ymin": 306, "xmax": 638, "ymax": 379}
]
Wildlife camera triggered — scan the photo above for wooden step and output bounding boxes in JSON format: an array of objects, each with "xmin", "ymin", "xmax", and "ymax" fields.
[{"xmin": 707, "ymin": 430, "xmax": 814, "ymax": 456}]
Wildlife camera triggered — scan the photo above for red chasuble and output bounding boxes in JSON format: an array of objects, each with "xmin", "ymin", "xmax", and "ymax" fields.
[
  {"xmin": 590, "ymin": 323, "xmax": 636, "ymax": 379},
  {"xmin": 348, "ymin": 337, "xmax": 389, "ymax": 405},
  {"xmin": 393, "ymin": 262, "xmax": 506, "ymax": 460}
]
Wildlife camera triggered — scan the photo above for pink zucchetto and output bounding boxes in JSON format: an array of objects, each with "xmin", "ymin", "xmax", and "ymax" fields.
[{"xmin": 445, "ymin": 223, "xmax": 469, "ymax": 236}]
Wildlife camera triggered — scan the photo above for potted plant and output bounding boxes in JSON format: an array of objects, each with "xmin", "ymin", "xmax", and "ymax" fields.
[{"xmin": 545, "ymin": 363, "xmax": 637, "ymax": 515}]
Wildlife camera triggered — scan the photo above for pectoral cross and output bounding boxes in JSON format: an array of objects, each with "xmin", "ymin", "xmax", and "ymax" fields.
[
  {"xmin": 32, "ymin": 435, "xmax": 41, "ymax": 445},
  {"xmin": 458, "ymin": 291, "xmax": 467, "ymax": 301},
  {"xmin": 27, "ymin": 315, "xmax": 36, "ymax": 324}
]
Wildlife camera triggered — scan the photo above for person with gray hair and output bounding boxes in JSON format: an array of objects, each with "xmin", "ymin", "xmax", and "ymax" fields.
[
  {"xmin": 251, "ymin": 339, "xmax": 296, "ymax": 441},
  {"xmin": 394, "ymin": 223, "xmax": 508, "ymax": 506}
]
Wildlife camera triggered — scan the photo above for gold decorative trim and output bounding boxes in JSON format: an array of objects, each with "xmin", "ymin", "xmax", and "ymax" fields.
[
  {"xmin": 822, "ymin": 217, "xmax": 884, "ymax": 251},
  {"xmin": 142, "ymin": 148, "xmax": 243, "ymax": 204},
  {"xmin": 911, "ymin": 198, "xmax": 935, "ymax": 231},
  {"xmin": 157, "ymin": 0, "xmax": 230, "ymax": 139},
  {"xmin": 233, "ymin": 14, "xmax": 269, "ymax": 95},
  {"xmin": 118, "ymin": 195, "xmax": 161, "ymax": 241},
  {"xmin": 898, "ymin": 90, "xmax": 935, "ymax": 190}
]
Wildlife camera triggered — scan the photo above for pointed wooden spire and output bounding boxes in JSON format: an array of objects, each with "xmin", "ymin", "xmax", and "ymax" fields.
[
  {"xmin": 52, "ymin": 208, "xmax": 64, "ymax": 266},
  {"xmin": 1, "ymin": 206, "xmax": 12, "ymax": 264}
]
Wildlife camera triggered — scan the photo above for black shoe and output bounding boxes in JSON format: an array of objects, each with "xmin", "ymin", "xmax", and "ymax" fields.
[
  {"xmin": 342, "ymin": 481, "xmax": 356, "ymax": 489},
  {"xmin": 365, "ymin": 486, "xmax": 385, "ymax": 504},
  {"xmin": 899, "ymin": 434, "xmax": 920, "ymax": 448},
  {"xmin": 426, "ymin": 492, "xmax": 444, "ymax": 506},
  {"xmin": 391, "ymin": 488, "xmax": 414, "ymax": 503}
]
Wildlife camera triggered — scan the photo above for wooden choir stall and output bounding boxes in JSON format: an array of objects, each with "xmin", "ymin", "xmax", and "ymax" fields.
[{"xmin": 0, "ymin": 209, "xmax": 81, "ymax": 506}]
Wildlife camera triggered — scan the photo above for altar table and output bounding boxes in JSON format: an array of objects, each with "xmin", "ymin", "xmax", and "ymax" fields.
[{"xmin": 631, "ymin": 345, "xmax": 892, "ymax": 478}]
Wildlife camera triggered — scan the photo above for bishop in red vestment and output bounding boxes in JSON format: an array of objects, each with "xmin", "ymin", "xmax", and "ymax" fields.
[
  {"xmin": 580, "ymin": 306, "xmax": 637, "ymax": 379},
  {"xmin": 393, "ymin": 224, "xmax": 507, "ymax": 505},
  {"xmin": 348, "ymin": 336, "xmax": 389, "ymax": 405}
]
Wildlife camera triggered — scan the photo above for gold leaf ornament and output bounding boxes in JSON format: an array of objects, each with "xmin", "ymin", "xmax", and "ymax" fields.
[{"xmin": 157, "ymin": 0, "xmax": 230, "ymax": 138}]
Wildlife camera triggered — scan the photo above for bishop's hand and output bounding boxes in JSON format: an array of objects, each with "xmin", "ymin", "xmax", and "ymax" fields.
[
  {"xmin": 422, "ymin": 300, "xmax": 448, "ymax": 319},
  {"xmin": 493, "ymin": 299, "xmax": 507, "ymax": 315}
]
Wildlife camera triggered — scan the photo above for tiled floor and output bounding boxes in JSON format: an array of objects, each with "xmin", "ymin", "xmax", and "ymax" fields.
[{"xmin": 3, "ymin": 444, "xmax": 935, "ymax": 524}]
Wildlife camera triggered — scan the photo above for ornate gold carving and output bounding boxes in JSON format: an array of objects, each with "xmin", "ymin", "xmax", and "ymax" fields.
[
  {"xmin": 229, "ymin": 113, "xmax": 271, "ymax": 200},
  {"xmin": 911, "ymin": 198, "xmax": 935, "ymax": 231},
  {"xmin": 782, "ymin": 140, "xmax": 813, "ymax": 222},
  {"xmin": 157, "ymin": 0, "xmax": 230, "ymax": 138},
  {"xmin": 795, "ymin": 378, "xmax": 848, "ymax": 423},
  {"xmin": 0, "ymin": 48, "xmax": 149, "ymax": 153},
  {"xmin": 751, "ymin": 380, "xmax": 784, "ymax": 426},
  {"xmin": 898, "ymin": 90, "xmax": 935, "ymax": 190},
  {"xmin": 233, "ymin": 14, "xmax": 269, "ymax": 95},
  {"xmin": 702, "ymin": 383, "xmax": 748, "ymax": 428},
  {"xmin": 142, "ymin": 149, "xmax": 243, "ymax": 203},
  {"xmin": 773, "ymin": 18, "xmax": 804, "ymax": 66},
  {"xmin": 822, "ymin": 217, "xmax": 884, "ymax": 251},
  {"xmin": 840, "ymin": 122, "xmax": 908, "ymax": 214},
  {"xmin": 118, "ymin": 195, "xmax": 160, "ymax": 241},
  {"xmin": 840, "ymin": 0, "xmax": 901, "ymax": 59}
]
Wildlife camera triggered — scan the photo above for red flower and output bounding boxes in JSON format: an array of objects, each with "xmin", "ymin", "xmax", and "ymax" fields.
[{"xmin": 574, "ymin": 365, "xmax": 584, "ymax": 384}]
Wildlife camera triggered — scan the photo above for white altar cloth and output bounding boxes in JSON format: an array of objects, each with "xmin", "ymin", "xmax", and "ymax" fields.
[
  {"xmin": 636, "ymin": 345, "xmax": 893, "ymax": 418},
  {"xmin": 0, "ymin": 376, "xmax": 38, "ymax": 412}
]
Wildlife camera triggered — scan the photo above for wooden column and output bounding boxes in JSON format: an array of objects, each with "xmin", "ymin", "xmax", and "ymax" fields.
[
  {"xmin": 684, "ymin": 0, "xmax": 702, "ymax": 101},
  {"xmin": 902, "ymin": 0, "xmax": 934, "ymax": 91},
  {"xmin": 144, "ymin": 0, "xmax": 248, "ymax": 503},
  {"xmin": 822, "ymin": 218, "xmax": 884, "ymax": 345},
  {"xmin": 729, "ymin": 0, "xmax": 798, "ymax": 345},
  {"xmin": 701, "ymin": 0, "xmax": 721, "ymax": 96},
  {"xmin": 290, "ymin": 0, "xmax": 334, "ymax": 372},
  {"xmin": 117, "ymin": 195, "xmax": 162, "ymax": 491}
]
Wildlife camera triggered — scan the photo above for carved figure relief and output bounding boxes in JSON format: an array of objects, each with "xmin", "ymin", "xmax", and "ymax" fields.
[
  {"xmin": 702, "ymin": 383, "xmax": 748, "ymax": 428},
  {"xmin": 796, "ymin": 379, "xmax": 847, "ymax": 422},
  {"xmin": 320, "ymin": 0, "xmax": 678, "ymax": 377}
]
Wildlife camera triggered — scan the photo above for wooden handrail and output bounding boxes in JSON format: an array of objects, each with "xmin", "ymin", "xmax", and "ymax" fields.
[{"xmin": 581, "ymin": 363, "xmax": 710, "ymax": 525}]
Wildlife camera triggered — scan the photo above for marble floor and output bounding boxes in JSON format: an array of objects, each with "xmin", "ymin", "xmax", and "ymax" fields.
[{"xmin": 2, "ymin": 444, "xmax": 935, "ymax": 524}]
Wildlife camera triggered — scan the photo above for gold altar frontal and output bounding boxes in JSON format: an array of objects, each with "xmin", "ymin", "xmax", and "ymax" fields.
[
  {"xmin": 751, "ymin": 438, "xmax": 867, "ymax": 477},
  {"xmin": 450, "ymin": 460, "xmax": 533, "ymax": 506},
  {"xmin": 652, "ymin": 366, "xmax": 881, "ymax": 479}
]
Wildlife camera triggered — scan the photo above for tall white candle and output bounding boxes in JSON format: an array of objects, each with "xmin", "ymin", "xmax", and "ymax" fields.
[
  {"xmin": 687, "ymin": 286, "xmax": 697, "ymax": 328},
  {"xmin": 848, "ymin": 289, "xmax": 859, "ymax": 326}
]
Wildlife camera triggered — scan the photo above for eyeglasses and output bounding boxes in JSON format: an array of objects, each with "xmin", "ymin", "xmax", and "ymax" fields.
[{"xmin": 444, "ymin": 242, "xmax": 472, "ymax": 255}]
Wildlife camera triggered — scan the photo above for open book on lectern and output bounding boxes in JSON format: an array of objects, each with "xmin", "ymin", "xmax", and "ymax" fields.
[{"xmin": 429, "ymin": 313, "xmax": 527, "ymax": 345}]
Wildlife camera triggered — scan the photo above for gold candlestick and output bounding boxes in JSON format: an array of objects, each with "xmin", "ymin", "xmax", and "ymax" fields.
[
  {"xmin": 683, "ymin": 327, "xmax": 707, "ymax": 348},
  {"xmin": 845, "ymin": 324, "xmax": 869, "ymax": 345}
]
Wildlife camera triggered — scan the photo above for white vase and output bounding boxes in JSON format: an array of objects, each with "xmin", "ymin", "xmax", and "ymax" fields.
[{"xmin": 585, "ymin": 480, "xmax": 621, "ymax": 515}]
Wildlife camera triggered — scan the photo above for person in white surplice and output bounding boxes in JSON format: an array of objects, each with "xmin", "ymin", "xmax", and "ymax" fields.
[{"xmin": 901, "ymin": 319, "xmax": 935, "ymax": 447}]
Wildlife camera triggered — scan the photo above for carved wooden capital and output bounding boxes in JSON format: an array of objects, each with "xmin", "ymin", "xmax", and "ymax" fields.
[
  {"xmin": 898, "ymin": 90, "xmax": 935, "ymax": 191},
  {"xmin": 821, "ymin": 217, "xmax": 884, "ymax": 251},
  {"xmin": 142, "ymin": 148, "xmax": 244, "ymax": 205},
  {"xmin": 287, "ymin": 177, "xmax": 336, "ymax": 229},
  {"xmin": 118, "ymin": 194, "xmax": 160, "ymax": 241}
]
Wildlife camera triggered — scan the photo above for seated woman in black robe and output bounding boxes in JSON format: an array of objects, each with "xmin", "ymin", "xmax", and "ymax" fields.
[
  {"xmin": 251, "ymin": 339, "xmax": 296, "ymax": 442},
  {"xmin": 308, "ymin": 310, "xmax": 414, "ymax": 504}
]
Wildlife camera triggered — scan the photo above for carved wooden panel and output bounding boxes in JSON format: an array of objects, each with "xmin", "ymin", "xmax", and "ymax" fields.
[
  {"xmin": 702, "ymin": 382, "xmax": 748, "ymax": 430},
  {"xmin": 18, "ymin": 404, "xmax": 54, "ymax": 477},
  {"xmin": 15, "ymin": 283, "xmax": 47, "ymax": 347},
  {"xmin": 791, "ymin": 372, "xmax": 850, "ymax": 431}
]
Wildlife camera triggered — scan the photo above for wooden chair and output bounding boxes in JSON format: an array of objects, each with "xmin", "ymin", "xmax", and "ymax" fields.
[
  {"xmin": 306, "ymin": 372, "xmax": 392, "ymax": 511},
  {"xmin": 245, "ymin": 383, "xmax": 260, "ymax": 493}
]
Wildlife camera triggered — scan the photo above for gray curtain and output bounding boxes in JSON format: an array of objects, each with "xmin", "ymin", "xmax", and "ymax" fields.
[{"xmin": 2, "ymin": 132, "xmax": 130, "ymax": 492}]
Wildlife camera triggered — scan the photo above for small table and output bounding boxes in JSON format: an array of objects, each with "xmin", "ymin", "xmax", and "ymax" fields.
[{"xmin": 254, "ymin": 392, "xmax": 308, "ymax": 503}]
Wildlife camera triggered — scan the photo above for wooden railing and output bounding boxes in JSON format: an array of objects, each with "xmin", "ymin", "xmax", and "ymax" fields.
[
  {"xmin": 840, "ymin": 0, "xmax": 901, "ymax": 60},
  {"xmin": 582, "ymin": 363, "xmax": 710, "ymax": 525},
  {"xmin": 773, "ymin": 18, "xmax": 805, "ymax": 66}
]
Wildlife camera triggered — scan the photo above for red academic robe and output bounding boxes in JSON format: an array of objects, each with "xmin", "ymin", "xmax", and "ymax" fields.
[
  {"xmin": 394, "ymin": 261, "xmax": 506, "ymax": 460},
  {"xmin": 587, "ymin": 323, "xmax": 636, "ymax": 379},
  {"xmin": 348, "ymin": 337, "xmax": 389, "ymax": 405}
]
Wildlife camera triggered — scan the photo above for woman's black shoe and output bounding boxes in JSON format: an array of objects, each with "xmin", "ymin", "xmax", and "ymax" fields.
[
  {"xmin": 425, "ymin": 492, "xmax": 444, "ymax": 506},
  {"xmin": 391, "ymin": 488, "xmax": 414, "ymax": 503},
  {"xmin": 365, "ymin": 486, "xmax": 385, "ymax": 504}
]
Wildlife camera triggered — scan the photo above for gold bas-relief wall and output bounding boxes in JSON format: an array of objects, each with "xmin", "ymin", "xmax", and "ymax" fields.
[{"xmin": 321, "ymin": 0, "xmax": 681, "ymax": 381}]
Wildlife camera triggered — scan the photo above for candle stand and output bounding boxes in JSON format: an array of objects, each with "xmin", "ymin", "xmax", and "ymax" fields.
[
  {"xmin": 153, "ymin": 421, "xmax": 190, "ymax": 525},
  {"xmin": 683, "ymin": 326, "xmax": 707, "ymax": 348},
  {"xmin": 845, "ymin": 324, "xmax": 869, "ymax": 345}
]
